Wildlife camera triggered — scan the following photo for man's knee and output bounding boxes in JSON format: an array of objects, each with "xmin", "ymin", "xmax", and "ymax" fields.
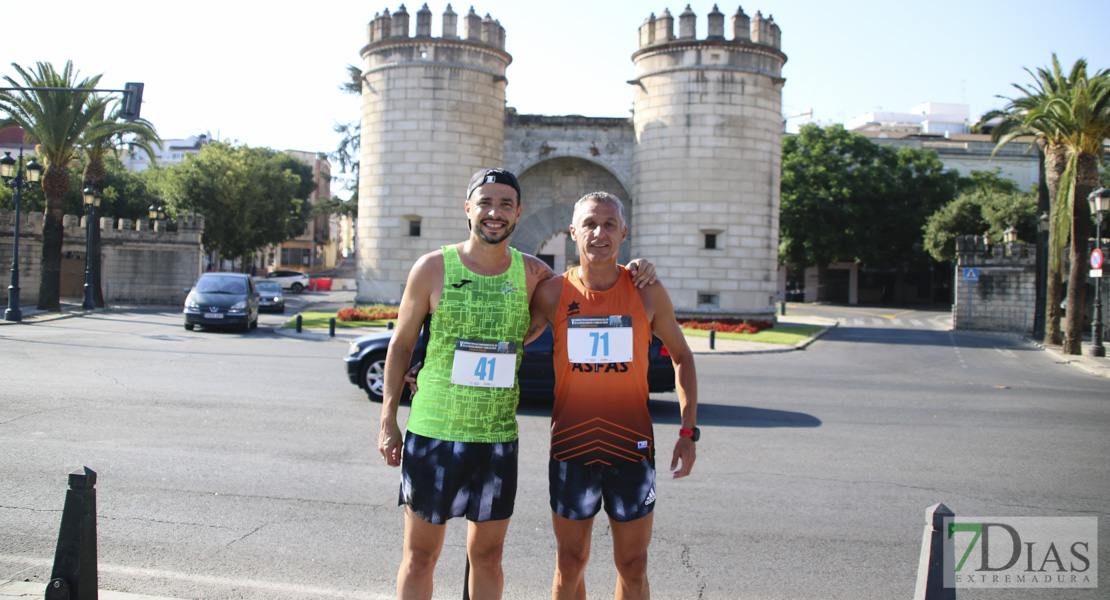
[
  {"xmin": 403, "ymin": 546, "xmax": 440, "ymax": 579},
  {"xmin": 556, "ymin": 543, "xmax": 590, "ymax": 576},
  {"xmin": 614, "ymin": 550, "xmax": 648, "ymax": 581}
]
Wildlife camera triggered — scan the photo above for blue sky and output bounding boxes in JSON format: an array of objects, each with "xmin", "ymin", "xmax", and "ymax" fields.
[{"xmin": 6, "ymin": 0, "xmax": 1109, "ymax": 193}]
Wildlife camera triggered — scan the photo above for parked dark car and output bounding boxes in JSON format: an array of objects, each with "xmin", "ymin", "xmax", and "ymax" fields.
[
  {"xmin": 344, "ymin": 325, "xmax": 676, "ymax": 402},
  {"xmin": 255, "ymin": 280, "xmax": 285, "ymax": 313},
  {"xmin": 183, "ymin": 272, "xmax": 260, "ymax": 332}
]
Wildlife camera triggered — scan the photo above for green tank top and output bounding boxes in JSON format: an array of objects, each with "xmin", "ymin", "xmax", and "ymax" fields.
[{"xmin": 407, "ymin": 245, "xmax": 529, "ymax": 442}]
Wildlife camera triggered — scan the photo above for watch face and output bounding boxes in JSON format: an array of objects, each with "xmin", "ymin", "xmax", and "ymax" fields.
[{"xmin": 691, "ymin": 427, "xmax": 701, "ymax": 442}]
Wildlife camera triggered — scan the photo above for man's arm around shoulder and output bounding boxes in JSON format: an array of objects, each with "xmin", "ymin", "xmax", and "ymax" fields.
[
  {"xmin": 379, "ymin": 251, "xmax": 443, "ymax": 467},
  {"xmin": 640, "ymin": 283, "xmax": 698, "ymax": 479}
]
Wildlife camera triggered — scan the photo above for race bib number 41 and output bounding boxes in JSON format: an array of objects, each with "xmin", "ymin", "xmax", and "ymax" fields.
[
  {"xmin": 451, "ymin": 339, "xmax": 517, "ymax": 388},
  {"xmin": 567, "ymin": 316, "xmax": 633, "ymax": 363}
]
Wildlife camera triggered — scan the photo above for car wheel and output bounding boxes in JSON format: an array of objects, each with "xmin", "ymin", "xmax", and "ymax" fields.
[
  {"xmin": 184, "ymin": 323, "xmax": 194, "ymax": 331},
  {"xmin": 360, "ymin": 351, "xmax": 387, "ymax": 402},
  {"xmin": 291, "ymin": 282, "xmax": 304, "ymax": 293}
]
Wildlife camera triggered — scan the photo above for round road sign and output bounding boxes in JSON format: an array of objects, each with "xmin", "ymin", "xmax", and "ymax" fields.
[{"xmin": 1092, "ymin": 248, "xmax": 1104, "ymax": 270}]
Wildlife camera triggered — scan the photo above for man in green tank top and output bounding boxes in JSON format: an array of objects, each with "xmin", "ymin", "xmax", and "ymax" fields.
[{"xmin": 379, "ymin": 168, "xmax": 656, "ymax": 599}]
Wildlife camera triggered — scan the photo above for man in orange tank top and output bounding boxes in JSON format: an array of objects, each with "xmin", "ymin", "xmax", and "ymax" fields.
[{"xmin": 528, "ymin": 192, "xmax": 698, "ymax": 600}]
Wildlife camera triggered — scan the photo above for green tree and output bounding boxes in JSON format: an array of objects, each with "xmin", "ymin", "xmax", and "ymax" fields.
[
  {"xmin": 164, "ymin": 142, "xmax": 315, "ymax": 266},
  {"xmin": 0, "ymin": 61, "xmax": 107, "ymax": 311},
  {"xmin": 781, "ymin": 124, "xmax": 960, "ymax": 302},
  {"xmin": 924, "ymin": 188, "xmax": 1038, "ymax": 263}
]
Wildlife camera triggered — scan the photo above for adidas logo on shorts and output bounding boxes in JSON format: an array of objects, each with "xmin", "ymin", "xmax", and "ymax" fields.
[{"xmin": 644, "ymin": 486, "xmax": 656, "ymax": 506}]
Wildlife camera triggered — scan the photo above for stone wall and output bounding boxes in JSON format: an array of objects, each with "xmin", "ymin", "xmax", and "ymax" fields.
[
  {"xmin": 0, "ymin": 210, "xmax": 204, "ymax": 306},
  {"xmin": 953, "ymin": 235, "xmax": 1036, "ymax": 335}
]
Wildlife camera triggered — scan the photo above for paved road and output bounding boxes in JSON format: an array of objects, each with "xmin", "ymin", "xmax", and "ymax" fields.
[{"xmin": 0, "ymin": 306, "xmax": 1107, "ymax": 599}]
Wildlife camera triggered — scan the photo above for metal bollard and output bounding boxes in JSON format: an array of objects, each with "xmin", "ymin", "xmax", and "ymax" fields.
[
  {"xmin": 296, "ymin": 314, "xmax": 302, "ymax": 333},
  {"xmin": 709, "ymin": 329, "xmax": 715, "ymax": 350},
  {"xmin": 387, "ymin": 321, "xmax": 394, "ymax": 330},
  {"xmin": 329, "ymin": 317, "xmax": 336, "ymax": 337},
  {"xmin": 48, "ymin": 467, "xmax": 98, "ymax": 600},
  {"xmin": 781, "ymin": 301, "xmax": 786, "ymax": 316}
]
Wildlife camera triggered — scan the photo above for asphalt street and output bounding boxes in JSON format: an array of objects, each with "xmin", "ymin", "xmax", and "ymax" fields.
[{"xmin": 0, "ymin": 301, "xmax": 1107, "ymax": 599}]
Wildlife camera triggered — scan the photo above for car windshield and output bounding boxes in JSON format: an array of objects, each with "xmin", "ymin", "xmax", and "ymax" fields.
[
  {"xmin": 195, "ymin": 275, "xmax": 247, "ymax": 295},
  {"xmin": 256, "ymin": 282, "xmax": 281, "ymax": 293}
]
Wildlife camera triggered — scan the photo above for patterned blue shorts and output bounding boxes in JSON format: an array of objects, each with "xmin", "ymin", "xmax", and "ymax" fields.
[
  {"xmin": 399, "ymin": 432, "xmax": 518, "ymax": 525},
  {"xmin": 549, "ymin": 457, "xmax": 656, "ymax": 523}
]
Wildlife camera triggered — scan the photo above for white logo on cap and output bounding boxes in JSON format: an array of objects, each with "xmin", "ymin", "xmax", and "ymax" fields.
[{"xmin": 486, "ymin": 175, "xmax": 496, "ymax": 184}]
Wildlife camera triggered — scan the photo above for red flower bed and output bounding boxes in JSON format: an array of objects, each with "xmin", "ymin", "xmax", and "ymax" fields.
[
  {"xmin": 678, "ymin": 318, "xmax": 774, "ymax": 334},
  {"xmin": 337, "ymin": 307, "xmax": 399, "ymax": 322}
]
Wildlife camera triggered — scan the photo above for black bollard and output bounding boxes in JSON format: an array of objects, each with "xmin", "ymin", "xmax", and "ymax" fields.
[
  {"xmin": 780, "ymin": 301, "xmax": 786, "ymax": 316},
  {"xmin": 329, "ymin": 317, "xmax": 336, "ymax": 337},
  {"xmin": 296, "ymin": 314, "xmax": 302, "ymax": 333},
  {"xmin": 387, "ymin": 321, "xmax": 395, "ymax": 330},
  {"xmin": 48, "ymin": 467, "xmax": 98, "ymax": 600},
  {"xmin": 709, "ymin": 329, "xmax": 716, "ymax": 350}
]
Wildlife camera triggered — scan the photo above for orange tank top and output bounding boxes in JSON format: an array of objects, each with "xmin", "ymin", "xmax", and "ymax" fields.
[{"xmin": 551, "ymin": 266, "xmax": 653, "ymax": 464}]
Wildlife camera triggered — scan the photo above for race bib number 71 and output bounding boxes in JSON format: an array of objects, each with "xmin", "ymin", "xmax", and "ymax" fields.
[
  {"xmin": 567, "ymin": 316, "xmax": 633, "ymax": 363},
  {"xmin": 451, "ymin": 339, "xmax": 517, "ymax": 388}
]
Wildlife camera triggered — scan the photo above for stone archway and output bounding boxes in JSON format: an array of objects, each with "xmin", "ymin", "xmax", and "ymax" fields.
[{"xmin": 510, "ymin": 157, "xmax": 632, "ymax": 266}]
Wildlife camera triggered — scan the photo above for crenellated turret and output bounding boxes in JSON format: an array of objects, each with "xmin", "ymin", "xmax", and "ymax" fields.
[
  {"xmin": 357, "ymin": 5, "xmax": 513, "ymax": 301},
  {"xmin": 637, "ymin": 5, "xmax": 781, "ymax": 50},
  {"xmin": 630, "ymin": 5, "xmax": 787, "ymax": 315},
  {"xmin": 364, "ymin": 2, "xmax": 506, "ymax": 50}
]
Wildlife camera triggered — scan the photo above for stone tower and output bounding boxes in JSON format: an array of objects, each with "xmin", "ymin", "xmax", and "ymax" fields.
[
  {"xmin": 357, "ymin": 4, "xmax": 511, "ymax": 300},
  {"xmin": 630, "ymin": 5, "xmax": 786, "ymax": 316}
]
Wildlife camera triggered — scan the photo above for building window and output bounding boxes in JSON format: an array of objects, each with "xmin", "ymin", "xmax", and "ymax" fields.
[
  {"xmin": 701, "ymin": 228, "xmax": 723, "ymax": 250},
  {"xmin": 697, "ymin": 293, "xmax": 719, "ymax": 307},
  {"xmin": 405, "ymin": 216, "xmax": 421, "ymax": 237}
]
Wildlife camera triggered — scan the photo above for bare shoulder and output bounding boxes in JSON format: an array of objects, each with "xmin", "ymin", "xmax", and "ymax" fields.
[
  {"xmin": 637, "ymin": 277, "xmax": 673, "ymax": 310},
  {"xmin": 411, "ymin": 249, "xmax": 446, "ymax": 278},
  {"xmin": 522, "ymin": 253, "xmax": 557, "ymax": 283}
]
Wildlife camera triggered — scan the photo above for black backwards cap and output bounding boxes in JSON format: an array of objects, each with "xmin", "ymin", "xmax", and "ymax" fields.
[{"xmin": 467, "ymin": 168, "xmax": 521, "ymax": 203}]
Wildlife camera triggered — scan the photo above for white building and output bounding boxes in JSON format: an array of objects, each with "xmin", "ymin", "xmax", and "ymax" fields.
[
  {"xmin": 123, "ymin": 134, "xmax": 211, "ymax": 171},
  {"xmin": 845, "ymin": 102, "xmax": 971, "ymax": 137}
]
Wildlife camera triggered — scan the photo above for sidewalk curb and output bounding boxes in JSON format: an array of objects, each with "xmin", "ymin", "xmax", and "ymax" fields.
[{"xmin": 0, "ymin": 580, "xmax": 179, "ymax": 600}]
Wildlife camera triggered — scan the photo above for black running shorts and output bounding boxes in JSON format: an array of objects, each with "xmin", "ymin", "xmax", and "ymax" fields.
[
  {"xmin": 549, "ymin": 457, "xmax": 656, "ymax": 523},
  {"xmin": 399, "ymin": 431, "xmax": 518, "ymax": 525}
]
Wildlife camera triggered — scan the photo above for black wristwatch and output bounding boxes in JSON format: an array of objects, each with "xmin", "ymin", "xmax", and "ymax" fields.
[{"xmin": 679, "ymin": 427, "xmax": 700, "ymax": 442}]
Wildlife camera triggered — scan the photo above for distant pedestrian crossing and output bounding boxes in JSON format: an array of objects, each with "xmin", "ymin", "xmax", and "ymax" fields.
[{"xmin": 838, "ymin": 315, "xmax": 951, "ymax": 331}]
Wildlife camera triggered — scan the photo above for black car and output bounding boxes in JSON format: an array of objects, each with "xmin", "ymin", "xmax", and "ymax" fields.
[
  {"xmin": 183, "ymin": 272, "xmax": 260, "ymax": 332},
  {"xmin": 255, "ymin": 280, "xmax": 286, "ymax": 313},
  {"xmin": 344, "ymin": 325, "xmax": 676, "ymax": 402}
]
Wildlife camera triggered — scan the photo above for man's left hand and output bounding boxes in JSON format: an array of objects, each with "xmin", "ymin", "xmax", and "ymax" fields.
[{"xmin": 671, "ymin": 436, "xmax": 696, "ymax": 478}]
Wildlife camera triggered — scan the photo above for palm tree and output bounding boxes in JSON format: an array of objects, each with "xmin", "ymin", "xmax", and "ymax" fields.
[
  {"xmin": 0, "ymin": 61, "xmax": 108, "ymax": 311},
  {"xmin": 1029, "ymin": 70, "xmax": 1110, "ymax": 354},
  {"xmin": 79, "ymin": 98, "xmax": 161, "ymax": 306},
  {"xmin": 982, "ymin": 55, "xmax": 1102, "ymax": 349}
]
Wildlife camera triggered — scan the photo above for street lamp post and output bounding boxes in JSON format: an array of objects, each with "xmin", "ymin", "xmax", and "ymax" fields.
[
  {"xmin": 1033, "ymin": 212, "xmax": 1050, "ymax": 341},
  {"xmin": 1, "ymin": 148, "xmax": 44, "ymax": 322},
  {"xmin": 148, "ymin": 203, "xmax": 165, "ymax": 231},
  {"xmin": 1087, "ymin": 187, "xmax": 1109, "ymax": 358},
  {"xmin": 81, "ymin": 188, "xmax": 102, "ymax": 310}
]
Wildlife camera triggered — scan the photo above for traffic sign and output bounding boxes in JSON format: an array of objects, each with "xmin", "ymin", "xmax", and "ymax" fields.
[
  {"xmin": 1091, "ymin": 248, "xmax": 1104, "ymax": 270},
  {"xmin": 962, "ymin": 268, "xmax": 979, "ymax": 282}
]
